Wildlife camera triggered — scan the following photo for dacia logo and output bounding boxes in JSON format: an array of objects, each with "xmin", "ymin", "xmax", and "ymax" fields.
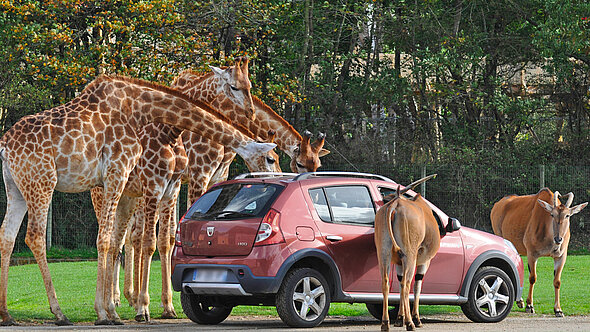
[{"xmin": 207, "ymin": 226, "xmax": 215, "ymax": 237}]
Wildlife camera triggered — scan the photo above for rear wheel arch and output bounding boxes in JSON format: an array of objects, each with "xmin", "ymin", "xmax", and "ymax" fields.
[{"xmin": 277, "ymin": 249, "xmax": 344, "ymax": 300}]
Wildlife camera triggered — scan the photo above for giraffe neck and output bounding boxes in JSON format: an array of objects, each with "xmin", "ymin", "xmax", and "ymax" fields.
[
  {"xmin": 96, "ymin": 76, "xmax": 254, "ymax": 152},
  {"xmin": 173, "ymin": 71, "xmax": 302, "ymax": 156}
]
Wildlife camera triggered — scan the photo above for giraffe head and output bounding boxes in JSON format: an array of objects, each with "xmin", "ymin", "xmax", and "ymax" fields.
[
  {"xmin": 243, "ymin": 130, "xmax": 282, "ymax": 173},
  {"xmin": 210, "ymin": 56, "xmax": 255, "ymax": 121},
  {"xmin": 290, "ymin": 131, "xmax": 331, "ymax": 173}
]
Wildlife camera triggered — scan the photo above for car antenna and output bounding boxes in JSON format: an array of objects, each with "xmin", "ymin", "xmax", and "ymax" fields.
[{"xmin": 323, "ymin": 139, "xmax": 361, "ymax": 172}]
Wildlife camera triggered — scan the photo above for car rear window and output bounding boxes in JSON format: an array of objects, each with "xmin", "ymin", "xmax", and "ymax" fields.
[
  {"xmin": 309, "ymin": 185, "xmax": 375, "ymax": 226},
  {"xmin": 185, "ymin": 183, "xmax": 283, "ymax": 221}
]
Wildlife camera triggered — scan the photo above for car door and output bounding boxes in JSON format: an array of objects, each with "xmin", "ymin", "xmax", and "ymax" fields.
[
  {"xmin": 376, "ymin": 186, "xmax": 465, "ymax": 295},
  {"xmin": 306, "ymin": 185, "xmax": 382, "ymax": 293}
]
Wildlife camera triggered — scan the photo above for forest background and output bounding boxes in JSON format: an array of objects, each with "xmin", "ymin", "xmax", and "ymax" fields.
[{"xmin": 1, "ymin": 0, "xmax": 590, "ymax": 252}]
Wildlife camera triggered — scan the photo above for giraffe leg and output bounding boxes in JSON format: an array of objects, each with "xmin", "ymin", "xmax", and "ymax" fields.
[
  {"xmin": 24, "ymin": 190, "xmax": 72, "ymax": 326},
  {"xmin": 123, "ymin": 219, "xmax": 135, "ymax": 307},
  {"xmin": 131, "ymin": 201, "xmax": 146, "ymax": 311},
  {"xmin": 0, "ymin": 167, "xmax": 27, "ymax": 326},
  {"xmin": 158, "ymin": 189, "xmax": 179, "ymax": 319},
  {"xmin": 135, "ymin": 196, "xmax": 160, "ymax": 322}
]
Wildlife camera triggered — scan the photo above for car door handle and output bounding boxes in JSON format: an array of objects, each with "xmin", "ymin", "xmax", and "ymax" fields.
[{"xmin": 326, "ymin": 235, "xmax": 343, "ymax": 242}]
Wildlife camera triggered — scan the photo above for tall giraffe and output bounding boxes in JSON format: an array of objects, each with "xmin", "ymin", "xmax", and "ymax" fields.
[
  {"xmin": 111, "ymin": 58, "xmax": 280, "ymax": 322},
  {"xmin": 0, "ymin": 75, "xmax": 276, "ymax": 326},
  {"xmin": 171, "ymin": 69, "xmax": 331, "ymax": 207}
]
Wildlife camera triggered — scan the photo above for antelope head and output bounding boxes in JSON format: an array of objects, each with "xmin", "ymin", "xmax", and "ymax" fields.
[
  {"xmin": 537, "ymin": 191, "xmax": 588, "ymax": 249},
  {"xmin": 290, "ymin": 130, "xmax": 330, "ymax": 173}
]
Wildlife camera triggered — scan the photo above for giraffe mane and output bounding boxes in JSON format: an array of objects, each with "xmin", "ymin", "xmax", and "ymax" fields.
[
  {"xmin": 171, "ymin": 69, "xmax": 214, "ymax": 90},
  {"xmin": 251, "ymin": 95, "xmax": 302, "ymax": 141},
  {"xmin": 86, "ymin": 75, "xmax": 257, "ymax": 139}
]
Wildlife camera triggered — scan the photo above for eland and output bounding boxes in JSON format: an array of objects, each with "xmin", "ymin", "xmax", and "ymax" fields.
[{"xmin": 490, "ymin": 188, "xmax": 587, "ymax": 317}]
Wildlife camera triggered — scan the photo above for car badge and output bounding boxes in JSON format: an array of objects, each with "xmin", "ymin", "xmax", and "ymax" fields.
[{"xmin": 207, "ymin": 226, "xmax": 215, "ymax": 237}]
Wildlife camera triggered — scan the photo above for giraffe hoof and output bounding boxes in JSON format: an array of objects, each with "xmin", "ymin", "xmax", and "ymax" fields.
[
  {"xmin": 161, "ymin": 311, "xmax": 177, "ymax": 319},
  {"xmin": 0, "ymin": 318, "xmax": 18, "ymax": 326},
  {"xmin": 112, "ymin": 318, "xmax": 124, "ymax": 325},
  {"xmin": 555, "ymin": 310, "xmax": 564, "ymax": 317},
  {"xmin": 135, "ymin": 313, "xmax": 149, "ymax": 322},
  {"xmin": 55, "ymin": 318, "xmax": 73, "ymax": 326},
  {"xmin": 94, "ymin": 319, "xmax": 113, "ymax": 325}
]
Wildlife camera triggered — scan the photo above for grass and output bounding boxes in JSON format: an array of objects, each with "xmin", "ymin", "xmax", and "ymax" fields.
[{"xmin": 1, "ymin": 255, "xmax": 589, "ymax": 323}]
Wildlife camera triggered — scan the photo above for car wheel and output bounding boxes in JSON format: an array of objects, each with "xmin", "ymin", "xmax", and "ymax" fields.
[
  {"xmin": 366, "ymin": 303, "xmax": 399, "ymax": 321},
  {"xmin": 276, "ymin": 267, "xmax": 331, "ymax": 328},
  {"xmin": 461, "ymin": 266, "xmax": 514, "ymax": 323},
  {"xmin": 180, "ymin": 293, "xmax": 232, "ymax": 325}
]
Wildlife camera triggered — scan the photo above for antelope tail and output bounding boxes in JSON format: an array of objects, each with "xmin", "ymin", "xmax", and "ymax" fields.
[{"xmin": 384, "ymin": 199, "xmax": 403, "ymax": 258}]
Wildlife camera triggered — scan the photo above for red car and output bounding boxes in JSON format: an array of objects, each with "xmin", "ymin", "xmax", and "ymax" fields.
[{"xmin": 171, "ymin": 172, "xmax": 524, "ymax": 328}]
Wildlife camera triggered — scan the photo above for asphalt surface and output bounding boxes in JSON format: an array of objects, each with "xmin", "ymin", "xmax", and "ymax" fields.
[{"xmin": 1, "ymin": 312, "xmax": 590, "ymax": 332}]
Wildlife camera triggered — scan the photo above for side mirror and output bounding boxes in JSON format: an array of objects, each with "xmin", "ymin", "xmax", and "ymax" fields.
[{"xmin": 446, "ymin": 217, "xmax": 461, "ymax": 233}]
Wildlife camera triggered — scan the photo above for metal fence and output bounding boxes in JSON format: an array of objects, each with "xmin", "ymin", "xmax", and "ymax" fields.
[{"xmin": 1, "ymin": 163, "xmax": 589, "ymax": 253}]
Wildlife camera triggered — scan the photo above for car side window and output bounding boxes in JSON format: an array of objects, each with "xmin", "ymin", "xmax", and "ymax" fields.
[
  {"xmin": 309, "ymin": 186, "xmax": 375, "ymax": 226},
  {"xmin": 379, "ymin": 186, "xmax": 412, "ymax": 203}
]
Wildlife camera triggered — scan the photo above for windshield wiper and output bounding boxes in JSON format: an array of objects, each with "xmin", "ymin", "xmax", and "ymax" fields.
[{"xmin": 212, "ymin": 211, "xmax": 255, "ymax": 220}]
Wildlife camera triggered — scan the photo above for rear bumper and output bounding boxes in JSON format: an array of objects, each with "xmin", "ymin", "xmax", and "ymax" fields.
[{"xmin": 172, "ymin": 263, "xmax": 282, "ymax": 295}]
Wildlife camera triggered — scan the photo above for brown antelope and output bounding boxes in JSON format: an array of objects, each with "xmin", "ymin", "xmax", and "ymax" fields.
[
  {"xmin": 374, "ymin": 174, "xmax": 439, "ymax": 331},
  {"xmin": 490, "ymin": 188, "xmax": 587, "ymax": 317}
]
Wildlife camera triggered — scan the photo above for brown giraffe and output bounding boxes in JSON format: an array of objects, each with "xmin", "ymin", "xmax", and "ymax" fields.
[
  {"xmin": 0, "ymin": 75, "xmax": 276, "ymax": 326},
  {"xmin": 113, "ymin": 58, "xmax": 281, "ymax": 322},
  {"xmin": 171, "ymin": 69, "xmax": 331, "ymax": 207}
]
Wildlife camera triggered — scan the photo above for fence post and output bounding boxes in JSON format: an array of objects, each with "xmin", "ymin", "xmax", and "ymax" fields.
[
  {"xmin": 540, "ymin": 164, "xmax": 545, "ymax": 189},
  {"xmin": 47, "ymin": 201, "xmax": 52, "ymax": 249},
  {"xmin": 421, "ymin": 165, "xmax": 427, "ymax": 198}
]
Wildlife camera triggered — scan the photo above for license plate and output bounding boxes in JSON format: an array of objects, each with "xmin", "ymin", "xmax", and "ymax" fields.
[{"xmin": 193, "ymin": 269, "xmax": 228, "ymax": 282}]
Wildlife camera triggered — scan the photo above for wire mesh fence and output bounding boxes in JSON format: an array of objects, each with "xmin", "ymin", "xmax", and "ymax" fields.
[{"xmin": 1, "ymin": 162, "xmax": 589, "ymax": 254}]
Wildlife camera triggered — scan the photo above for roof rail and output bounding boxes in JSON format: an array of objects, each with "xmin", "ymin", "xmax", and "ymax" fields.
[
  {"xmin": 234, "ymin": 172, "xmax": 299, "ymax": 179},
  {"xmin": 293, "ymin": 171, "xmax": 395, "ymax": 182}
]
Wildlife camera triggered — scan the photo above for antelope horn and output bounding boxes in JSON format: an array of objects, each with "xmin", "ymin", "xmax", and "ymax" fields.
[
  {"xmin": 553, "ymin": 191, "xmax": 561, "ymax": 207},
  {"xmin": 564, "ymin": 192, "xmax": 574, "ymax": 208},
  {"xmin": 399, "ymin": 174, "xmax": 437, "ymax": 197}
]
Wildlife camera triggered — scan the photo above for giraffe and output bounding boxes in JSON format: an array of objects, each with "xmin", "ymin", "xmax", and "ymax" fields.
[
  {"xmin": 170, "ymin": 69, "xmax": 331, "ymax": 208},
  {"xmin": 114, "ymin": 58, "xmax": 282, "ymax": 322},
  {"xmin": 0, "ymin": 74, "xmax": 276, "ymax": 326}
]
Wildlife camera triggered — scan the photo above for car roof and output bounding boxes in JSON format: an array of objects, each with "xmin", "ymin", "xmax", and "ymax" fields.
[{"xmin": 233, "ymin": 171, "xmax": 397, "ymax": 183}]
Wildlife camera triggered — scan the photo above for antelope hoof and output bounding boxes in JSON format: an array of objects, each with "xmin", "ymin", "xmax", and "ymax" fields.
[
  {"xmin": 380, "ymin": 320, "xmax": 389, "ymax": 331},
  {"xmin": 55, "ymin": 318, "xmax": 73, "ymax": 326},
  {"xmin": 394, "ymin": 317, "xmax": 403, "ymax": 327},
  {"xmin": 0, "ymin": 318, "xmax": 18, "ymax": 326},
  {"xmin": 406, "ymin": 321, "xmax": 416, "ymax": 331},
  {"xmin": 555, "ymin": 310, "xmax": 564, "ymax": 318},
  {"xmin": 516, "ymin": 299, "xmax": 525, "ymax": 308},
  {"xmin": 94, "ymin": 319, "xmax": 114, "ymax": 326},
  {"xmin": 525, "ymin": 305, "xmax": 535, "ymax": 314},
  {"xmin": 135, "ymin": 313, "xmax": 149, "ymax": 322}
]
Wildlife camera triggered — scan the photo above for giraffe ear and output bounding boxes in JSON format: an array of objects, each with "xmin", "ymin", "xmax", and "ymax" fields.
[
  {"xmin": 210, "ymin": 66, "xmax": 230, "ymax": 81},
  {"xmin": 318, "ymin": 148, "xmax": 330, "ymax": 157}
]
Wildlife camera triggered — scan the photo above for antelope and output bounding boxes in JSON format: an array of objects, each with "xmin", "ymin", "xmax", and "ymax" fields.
[
  {"xmin": 490, "ymin": 188, "xmax": 587, "ymax": 317},
  {"xmin": 374, "ymin": 174, "xmax": 439, "ymax": 331}
]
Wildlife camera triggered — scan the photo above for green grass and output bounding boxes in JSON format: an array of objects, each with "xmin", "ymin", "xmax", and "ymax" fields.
[{"xmin": 1, "ymin": 255, "xmax": 589, "ymax": 323}]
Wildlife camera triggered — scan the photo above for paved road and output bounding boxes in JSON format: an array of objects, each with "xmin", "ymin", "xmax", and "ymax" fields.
[{"xmin": 2, "ymin": 313, "xmax": 589, "ymax": 331}]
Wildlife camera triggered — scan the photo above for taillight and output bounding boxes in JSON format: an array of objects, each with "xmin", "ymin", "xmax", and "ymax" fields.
[
  {"xmin": 175, "ymin": 211, "xmax": 189, "ymax": 246},
  {"xmin": 254, "ymin": 209, "xmax": 284, "ymax": 246}
]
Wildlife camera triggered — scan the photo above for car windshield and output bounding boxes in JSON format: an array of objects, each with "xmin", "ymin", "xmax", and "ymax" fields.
[{"xmin": 185, "ymin": 183, "xmax": 282, "ymax": 221}]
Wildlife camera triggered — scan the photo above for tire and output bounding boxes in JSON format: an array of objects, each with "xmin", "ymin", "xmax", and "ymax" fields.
[
  {"xmin": 366, "ymin": 302, "xmax": 399, "ymax": 321},
  {"xmin": 180, "ymin": 293, "xmax": 232, "ymax": 325},
  {"xmin": 276, "ymin": 268, "xmax": 331, "ymax": 328},
  {"xmin": 461, "ymin": 266, "xmax": 514, "ymax": 323}
]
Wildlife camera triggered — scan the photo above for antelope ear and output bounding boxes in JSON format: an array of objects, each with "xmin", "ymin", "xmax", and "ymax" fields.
[
  {"xmin": 570, "ymin": 202, "xmax": 588, "ymax": 215},
  {"xmin": 318, "ymin": 148, "xmax": 330, "ymax": 157},
  {"xmin": 537, "ymin": 199, "xmax": 553, "ymax": 213}
]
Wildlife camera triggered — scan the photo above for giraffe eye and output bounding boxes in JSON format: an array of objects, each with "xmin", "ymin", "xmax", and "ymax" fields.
[
  {"xmin": 230, "ymin": 85, "xmax": 239, "ymax": 91},
  {"xmin": 267, "ymin": 156, "xmax": 276, "ymax": 164},
  {"xmin": 296, "ymin": 162, "xmax": 305, "ymax": 169}
]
